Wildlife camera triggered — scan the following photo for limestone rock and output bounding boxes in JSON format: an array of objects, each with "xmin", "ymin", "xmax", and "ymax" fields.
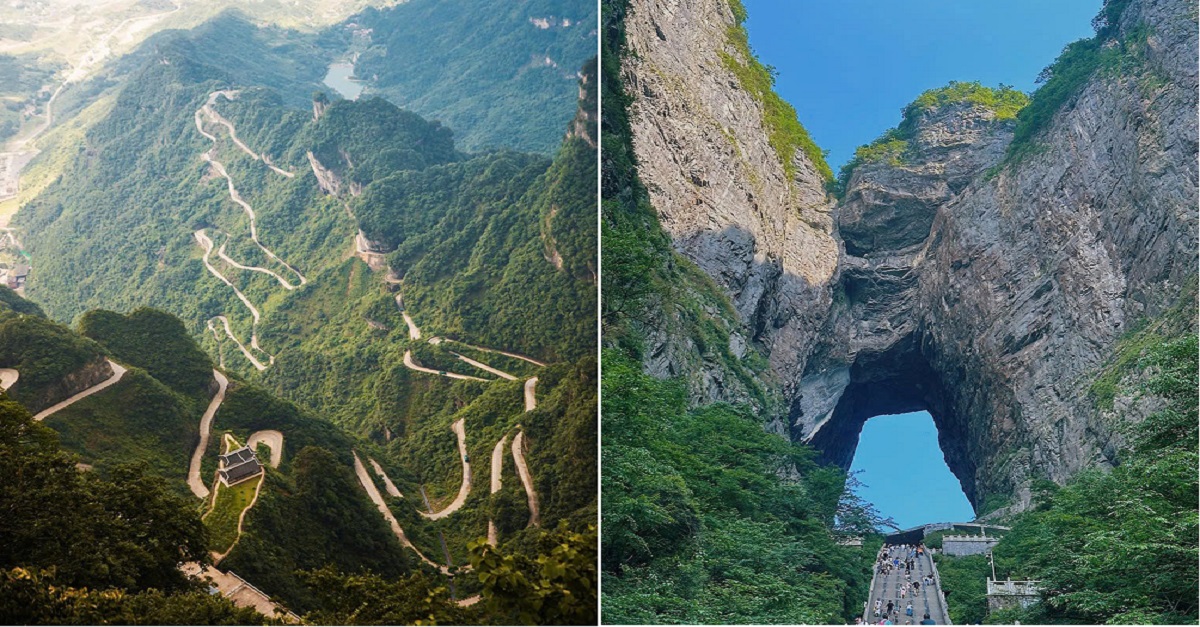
[{"xmin": 622, "ymin": 0, "xmax": 1197, "ymax": 513}]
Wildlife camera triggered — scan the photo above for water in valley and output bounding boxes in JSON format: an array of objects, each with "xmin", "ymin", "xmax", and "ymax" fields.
[{"xmin": 323, "ymin": 62, "xmax": 364, "ymax": 100}]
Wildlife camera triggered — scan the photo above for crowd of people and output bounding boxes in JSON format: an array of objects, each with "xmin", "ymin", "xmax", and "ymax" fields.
[{"xmin": 854, "ymin": 543, "xmax": 939, "ymax": 625}]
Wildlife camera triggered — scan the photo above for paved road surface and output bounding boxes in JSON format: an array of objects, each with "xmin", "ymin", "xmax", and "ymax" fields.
[
  {"xmin": 864, "ymin": 547, "xmax": 950, "ymax": 624},
  {"xmin": 351, "ymin": 452, "xmax": 448, "ymax": 573},
  {"xmin": 511, "ymin": 430, "xmax": 541, "ymax": 528},
  {"xmin": 524, "ymin": 377, "xmax": 538, "ymax": 411},
  {"xmin": 188, "ymin": 370, "xmax": 228, "ymax": 498},
  {"xmin": 452, "ymin": 351, "xmax": 517, "ymax": 380},
  {"xmin": 33, "ymin": 360, "xmax": 127, "ymax": 421},
  {"xmin": 0, "ymin": 368, "xmax": 18, "ymax": 391},
  {"xmin": 403, "ymin": 350, "xmax": 488, "ymax": 382},
  {"xmin": 369, "ymin": 457, "xmax": 403, "ymax": 497},
  {"xmin": 247, "ymin": 430, "xmax": 283, "ymax": 467},
  {"xmin": 487, "ymin": 434, "xmax": 509, "ymax": 546},
  {"xmin": 420, "ymin": 418, "xmax": 472, "ymax": 520}
]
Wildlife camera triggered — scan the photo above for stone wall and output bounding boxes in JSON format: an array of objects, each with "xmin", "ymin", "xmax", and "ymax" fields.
[{"xmin": 942, "ymin": 535, "xmax": 999, "ymax": 556}]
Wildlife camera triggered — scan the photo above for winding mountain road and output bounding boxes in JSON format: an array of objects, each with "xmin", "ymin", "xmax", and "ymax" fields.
[
  {"xmin": 217, "ymin": 237, "xmax": 301, "ymax": 290},
  {"xmin": 487, "ymin": 434, "xmax": 509, "ymax": 546},
  {"xmin": 369, "ymin": 457, "xmax": 403, "ymax": 498},
  {"xmin": 524, "ymin": 377, "xmax": 538, "ymax": 411},
  {"xmin": 208, "ymin": 317, "xmax": 270, "ymax": 369},
  {"xmin": 402, "ymin": 350, "xmax": 488, "ymax": 382},
  {"xmin": 352, "ymin": 452, "xmax": 446, "ymax": 572},
  {"xmin": 194, "ymin": 101, "xmax": 307, "ymax": 288},
  {"xmin": 452, "ymin": 352, "xmax": 517, "ymax": 380},
  {"xmin": 443, "ymin": 340, "xmax": 547, "ymax": 367},
  {"xmin": 196, "ymin": 232, "xmax": 272, "ymax": 371},
  {"xmin": 420, "ymin": 419, "xmax": 472, "ymax": 520},
  {"xmin": 0, "ymin": 368, "xmax": 18, "ymax": 391},
  {"xmin": 511, "ymin": 430, "xmax": 541, "ymax": 528},
  {"xmin": 188, "ymin": 370, "xmax": 228, "ymax": 499},
  {"xmin": 247, "ymin": 430, "xmax": 283, "ymax": 468},
  {"xmin": 197, "ymin": 94, "xmax": 295, "ymax": 178},
  {"xmin": 32, "ymin": 360, "xmax": 127, "ymax": 422}
]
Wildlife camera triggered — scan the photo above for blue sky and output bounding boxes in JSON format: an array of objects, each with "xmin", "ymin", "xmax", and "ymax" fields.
[
  {"xmin": 849, "ymin": 412, "xmax": 974, "ymax": 530},
  {"xmin": 742, "ymin": 0, "xmax": 1103, "ymax": 169}
]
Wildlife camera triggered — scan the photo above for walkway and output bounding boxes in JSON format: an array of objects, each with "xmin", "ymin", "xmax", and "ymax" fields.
[
  {"xmin": 864, "ymin": 546, "xmax": 951, "ymax": 625},
  {"xmin": 32, "ymin": 360, "xmax": 127, "ymax": 421},
  {"xmin": 188, "ymin": 370, "xmax": 228, "ymax": 498},
  {"xmin": 182, "ymin": 562, "xmax": 298, "ymax": 622}
]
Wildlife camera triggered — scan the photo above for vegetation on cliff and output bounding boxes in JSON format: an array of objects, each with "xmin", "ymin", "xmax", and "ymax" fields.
[
  {"xmin": 720, "ymin": 0, "xmax": 833, "ymax": 182},
  {"xmin": 834, "ymin": 81, "xmax": 1028, "ymax": 193},
  {"xmin": 602, "ymin": 0, "xmax": 877, "ymax": 621},
  {"xmin": 935, "ymin": 329, "xmax": 1198, "ymax": 625},
  {"xmin": 1002, "ymin": 0, "xmax": 1148, "ymax": 166}
]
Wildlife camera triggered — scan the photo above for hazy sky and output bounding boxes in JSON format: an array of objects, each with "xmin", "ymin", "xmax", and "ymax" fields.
[
  {"xmin": 849, "ymin": 412, "xmax": 974, "ymax": 530},
  {"xmin": 742, "ymin": 0, "xmax": 1103, "ymax": 169}
]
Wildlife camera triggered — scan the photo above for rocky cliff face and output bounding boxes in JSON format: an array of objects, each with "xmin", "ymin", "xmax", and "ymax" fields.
[
  {"xmin": 621, "ymin": 0, "xmax": 838, "ymax": 422},
  {"xmin": 622, "ymin": 0, "xmax": 1197, "ymax": 512}
]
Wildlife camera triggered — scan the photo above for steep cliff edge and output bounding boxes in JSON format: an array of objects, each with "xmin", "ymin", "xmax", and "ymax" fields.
[
  {"xmin": 620, "ymin": 0, "xmax": 839, "ymax": 423},
  {"xmin": 620, "ymin": 0, "xmax": 1197, "ymax": 513}
]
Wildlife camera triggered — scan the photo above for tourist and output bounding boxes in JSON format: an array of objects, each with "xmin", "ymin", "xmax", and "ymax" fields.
[
  {"xmin": 920, "ymin": 612, "xmax": 936, "ymax": 625},
  {"xmin": 906, "ymin": 603, "xmax": 914, "ymax": 617},
  {"xmin": 886, "ymin": 601, "xmax": 894, "ymax": 615}
]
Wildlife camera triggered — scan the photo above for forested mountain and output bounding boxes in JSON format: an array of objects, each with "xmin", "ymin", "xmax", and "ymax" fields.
[
  {"xmin": 352, "ymin": 0, "xmax": 597, "ymax": 153},
  {"xmin": 2, "ymin": 2, "xmax": 597, "ymax": 623}
]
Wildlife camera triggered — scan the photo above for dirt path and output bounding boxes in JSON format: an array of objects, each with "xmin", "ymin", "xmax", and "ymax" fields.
[
  {"xmin": 188, "ymin": 370, "xmax": 228, "ymax": 499},
  {"xmin": 487, "ymin": 434, "xmax": 509, "ymax": 546},
  {"xmin": 452, "ymin": 352, "xmax": 517, "ymax": 380},
  {"xmin": 421, "ymin": 418, "xmax": 472, "ymax": 520},
  {"xmin": 403, "ymin": 350, "xmax": 488, "ymax": 382},
  {"xmin": 524, "ymin": 377, "xmax": 538, "ymax": 411},
  {"xmin": 33, "ymin": 360, "xmax": 127, "ymax": 422},
  {"xmin": 209, "ymin": 473, "xmax": 265, "ymax": 564},
  {"xmin": 247, "ymin": 430, "xmax": 283, "ymax": 468},
  {"xmin": 0, "ymin": 368, "xmax": 18, "ymax": 391},
  {"xmin": 352, "ymin": 452, "xmax": 447, "ymax": 573},
  {"xmin": 369, "ymin": 457, "xmax": 403, "ymax": 497},
  {"xmin": 511, "ymin": 430, "xmax": 541, "ymax": 528}
]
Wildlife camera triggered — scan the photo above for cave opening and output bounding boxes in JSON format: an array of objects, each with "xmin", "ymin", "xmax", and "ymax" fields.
[
  {"xmin": 798, "ymin": 332, "xmax": 984, "ymax": 526},
  {"xmin": 848, "ymin": 411, "xmax": 974, "ymax": 530}
]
